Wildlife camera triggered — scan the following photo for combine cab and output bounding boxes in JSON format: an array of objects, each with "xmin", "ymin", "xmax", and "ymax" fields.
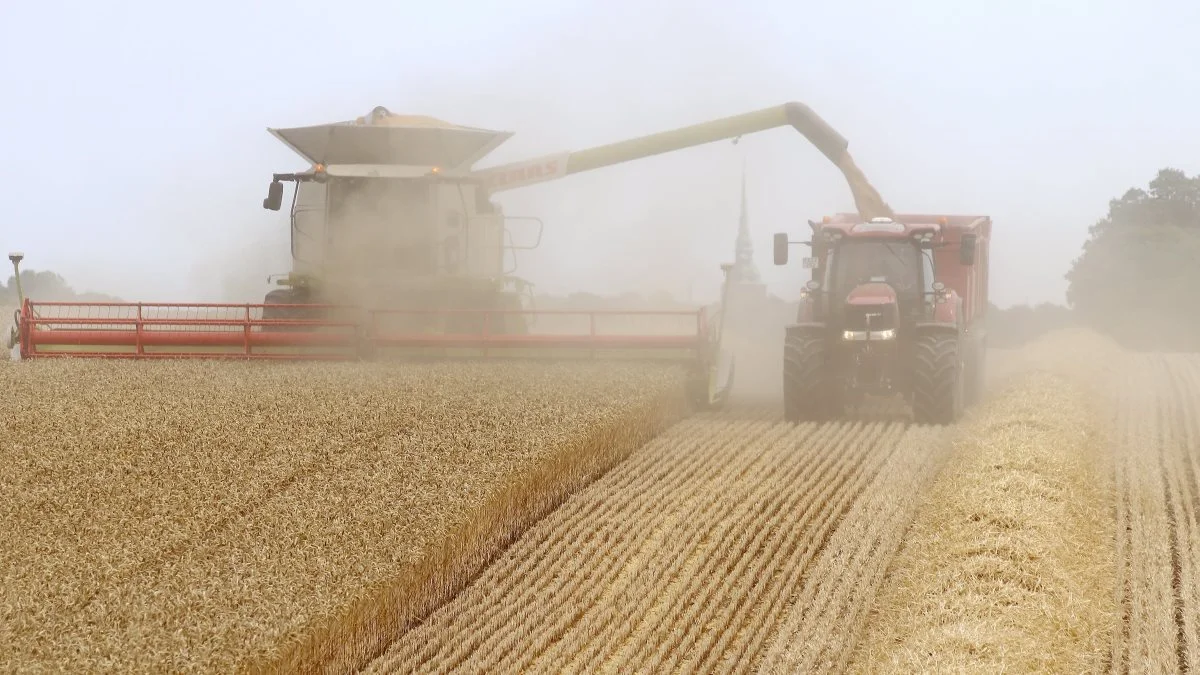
[
  {"xmin": 773, "ymin": 214, "xmax": 990, "ymax": 424},
  {"xmin": 9, "ymin": 100, "xmax": 883, "ymax": 411}
]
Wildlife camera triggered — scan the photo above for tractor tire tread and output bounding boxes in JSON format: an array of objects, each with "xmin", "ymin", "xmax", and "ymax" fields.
[
  {"xmin": 783, "ymin": 333, "xmax": 835, "ymax": 422},
  {"xmin": 911, "ymin": 332, "xmax": 962, "ymax": 425}
]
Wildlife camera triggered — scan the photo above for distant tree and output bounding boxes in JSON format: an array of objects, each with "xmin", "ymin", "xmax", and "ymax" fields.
[
  {"xmin": 1066, "ymin": 168, "xmax": 1200, "ymax": 351},
  {"xmin": 645, "ymin": 289, "xmax": 680, "ymax": 308},
  {"xmin": 6, "ymin": 270, "xmax": 72, "ymax": 301},
  {"xmin": 2, "ymin": 269, "xmax": 122, "ymax": 305},
  {"xmin": 562, "ymin": 292, "xmax": 605, "ymax": 309}
]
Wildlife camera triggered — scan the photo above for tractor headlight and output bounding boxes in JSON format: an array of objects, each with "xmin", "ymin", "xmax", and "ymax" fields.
[{"xmin": 843, "ymin": 329, "xmax": 895, "ymax": 341}]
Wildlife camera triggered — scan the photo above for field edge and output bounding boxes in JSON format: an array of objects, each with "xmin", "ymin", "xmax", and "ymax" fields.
[{"xmin": 246, "ymin": 379, "xmax": 693, "ymax": 675}]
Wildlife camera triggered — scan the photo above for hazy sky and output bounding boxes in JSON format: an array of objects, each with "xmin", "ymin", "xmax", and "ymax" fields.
[{"xmin": 2, "ymin": 0, "xmax": 1197, "ymax": 308}]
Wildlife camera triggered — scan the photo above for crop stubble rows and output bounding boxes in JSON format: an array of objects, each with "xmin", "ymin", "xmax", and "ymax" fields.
[
  {"xmin": 1111, "ymin": 353, "xmax": 1200, "ymax": 672},
  {"xmin": 364, "ymin": 333, "xmax": 1154, "ymax": 674},
  {"xmin": 365, "ymin": 406, "xmax": 953, "ymax": 673},
  {"xmin": 0, "ymin": 359, "xmax": 688, "ymax": 674}
]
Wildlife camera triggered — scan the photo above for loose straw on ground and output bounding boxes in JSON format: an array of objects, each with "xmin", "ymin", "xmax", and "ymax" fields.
[{"xmin": 847, "ymin": 367, "xmax": 1118, "ymax": 673}]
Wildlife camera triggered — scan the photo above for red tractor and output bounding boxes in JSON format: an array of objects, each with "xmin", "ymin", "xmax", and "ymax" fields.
[{"xmin": 773, "ymin": 214, "xmax": 990, "ymax": 425}]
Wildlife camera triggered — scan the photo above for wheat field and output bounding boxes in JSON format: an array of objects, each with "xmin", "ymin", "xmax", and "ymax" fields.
[
  {"xmin": 3, "ymin": 330, "xmax": 1200, "ymax": 673},
  {"xmin": 0, "ymin": 359, "xmax": 688, "ymax": 673}
]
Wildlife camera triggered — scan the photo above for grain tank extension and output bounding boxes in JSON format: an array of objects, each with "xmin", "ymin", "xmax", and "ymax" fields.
[{"xmin": 773, "ymin": 213, "xmax": 990, "ymax": 424}]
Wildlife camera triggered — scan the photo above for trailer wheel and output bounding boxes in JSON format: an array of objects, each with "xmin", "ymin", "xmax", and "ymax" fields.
[
  {"xmin": 783, "ymin": 333, "xmax": 837, "ymax": 422},
  {"xmin": 911, "ymin": 333, "xmax": 963, "ymax": 425},
  {"xmin": 962, "ymin": 336, "xmax": 986, "ymax": 407}
]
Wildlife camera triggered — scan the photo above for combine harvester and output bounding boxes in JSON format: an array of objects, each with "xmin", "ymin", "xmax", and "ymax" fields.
[
  {"xmin": 7, "ymin": 101, "xmax": 879, "ymax": 410},
  {"xmin": 773, "ymin": 212, "xmax": 991, "ymax": 424}
]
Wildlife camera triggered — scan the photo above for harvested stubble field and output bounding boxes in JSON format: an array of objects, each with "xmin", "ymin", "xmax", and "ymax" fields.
[
  {"xmin": 366, "ymin": 407, "xmax": 953, "ymax": 673},
  {"xmin": 5, "ymin": 329, "xmax": 1200, "ymax": 674},
  {"xmin": 366, "ymin": 331, "xmax": 1200, "ymax": 674},
  {"xmin": 1111, "ymin": 352, "xmax": 1200, "ymax": 672},
  {"xmin": 0, "ymin": 359, "xmax": 689, "ymax": 673},
  {"xmin": 846, "ymin": 366, "xmax": 1116, "ymax": 672}
]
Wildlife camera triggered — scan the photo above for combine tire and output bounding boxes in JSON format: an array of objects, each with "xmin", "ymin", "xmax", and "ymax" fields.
[
  {"xmin": 687, "ymin": 364, "xmax": 734, "ymax": 412},
  {"xmin": 911, "ymin": 333, "xmax": 963, "ymax": 425},
  {"xmin": 783, "ymin": 333, "xmax": 837, "ymax": 422},
  {"xmin": 262, "ymin": 288, "xmax": 319, "ymax": 333}
]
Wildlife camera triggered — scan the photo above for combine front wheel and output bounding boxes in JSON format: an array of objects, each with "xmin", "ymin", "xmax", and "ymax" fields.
[
  {"xmin": 783, "ymin": 333, "xmax": 837, "ymax": 422},
  {"xmin": 911, "ymin": 333, "xmax": 963, "ymax": 425},
  {"xmin": 262, "ymin": 288, "xmax": 319, "ymax": 333}
]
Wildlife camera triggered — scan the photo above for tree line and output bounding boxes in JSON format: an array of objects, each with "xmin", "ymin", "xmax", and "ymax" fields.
[
  {"xmin": 971, "ymin": 167, "xmax": 1200, "ymax": 351},
  {"xmin": 1, "ymin": 270, "xmax": 122, "ymax": 306},
  {"xmin": 1065, "ymin": 167, "xmax": 1200, "ymax": 351}
]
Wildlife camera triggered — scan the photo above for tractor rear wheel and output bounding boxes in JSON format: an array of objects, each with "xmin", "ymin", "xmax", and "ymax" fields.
[
  {"xmin": 911, "ymin": 333, "xmax": 963, "ymax": 425},
  {"xmin": 783, "ymin": 333, "xmax": 838, "ymax": 422}
]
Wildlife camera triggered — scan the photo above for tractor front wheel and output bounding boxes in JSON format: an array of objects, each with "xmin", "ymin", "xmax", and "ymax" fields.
[
  {"xmin": 910, "ymin": 332, "xmax": 963, "ymax": 425},
  {"xmin": 783, "ymin": 333, "xmax": 838, "ymax": 422}
]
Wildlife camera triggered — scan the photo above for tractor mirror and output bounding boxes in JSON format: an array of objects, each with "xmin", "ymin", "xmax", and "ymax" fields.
[
  {"xmin": 959, "ymin": 234, "xmax": 977, "ymax": 266},
  {"xmin": 263, "ymin": 181, "xmax": 284, "ymax": 211},
  {"xmin": 773, "ymin": 233, "xmax": 789, "ymax": 265}
]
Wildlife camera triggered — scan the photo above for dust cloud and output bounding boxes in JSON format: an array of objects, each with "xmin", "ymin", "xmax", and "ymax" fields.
[
  {"xmin": 183, "ymin": 6, "xmax": 902, "ymax": 406},
  {"xmin": 199, "ymin": 6, "xmax": 888, "ymax": 314}
]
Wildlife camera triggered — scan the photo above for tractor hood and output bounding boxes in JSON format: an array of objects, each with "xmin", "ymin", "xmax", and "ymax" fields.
[
  {"xmin": 268, "ymin": 114, "xmax": 514, "ymax": 171},
  {"xmin": 844, "ymin": 282, "xmax": 898, "ymax": 307}
]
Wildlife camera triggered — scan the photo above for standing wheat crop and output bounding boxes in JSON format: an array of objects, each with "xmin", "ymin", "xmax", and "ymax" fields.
[{"xmin": 0, "ymin": 358, "xmax": 688, "ymax": 674}]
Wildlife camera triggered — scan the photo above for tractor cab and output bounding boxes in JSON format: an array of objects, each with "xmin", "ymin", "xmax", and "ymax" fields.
[
  {"xmin": 777, "ymin": 217, "xmax": 944, "ymax": 331},
  {"xmin": 821, "ymin": 232, "xmax": 933, "ymax": 336}
]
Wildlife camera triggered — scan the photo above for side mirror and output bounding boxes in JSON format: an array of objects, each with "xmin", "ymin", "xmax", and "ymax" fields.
[
  {"xmin": 263, "ymin": 181, "xmax": 284, "ymax": 211},
  {"xmin": 773, "ymin": 232, "xmax": 789, "ymax": 265},
  {"xmin": 959, "ymin": 233, "xmax": 977, "ymax": 266}
]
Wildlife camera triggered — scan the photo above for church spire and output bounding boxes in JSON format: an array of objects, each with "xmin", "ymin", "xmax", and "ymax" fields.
[{"xmin": 732, "ymin": 163, "xmax": 761, "ymax": 284}]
